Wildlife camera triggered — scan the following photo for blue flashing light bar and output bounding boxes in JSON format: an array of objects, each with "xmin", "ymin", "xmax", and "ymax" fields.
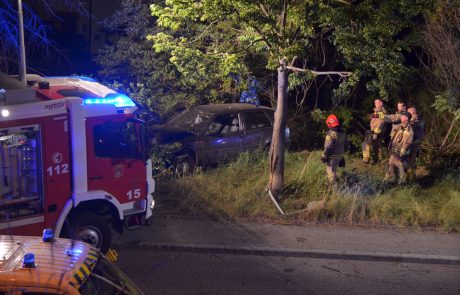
[
  {"xmin": 43, "ymin": 228, "xmax": 54, "ymax": 242},
  {"xmin": 84, "ymin": 94, "xmax": 136, "ymax": 108},
  {"xmin": 23, "ymin": 253, "xmax": 35, "ymax": 268}
]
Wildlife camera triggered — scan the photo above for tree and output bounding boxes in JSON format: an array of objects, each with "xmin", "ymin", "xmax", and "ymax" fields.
[
  {"xmin": 420, "ymin": 0, "xmax": 460, "ymax": 154},
  {"xmin": 96, "ymin": 0, "xmax": 241, "ymax": 117},
  {"xmin": 150, "ymin": 0, "xmax": 347, "ymax": 197},
  {"xmin": 0, "ymin": 0, "xmax": 48, "ymax": 73},
  {"xmin": 0, "ymin": 0, "xmax": 91, "ymax": 74}
]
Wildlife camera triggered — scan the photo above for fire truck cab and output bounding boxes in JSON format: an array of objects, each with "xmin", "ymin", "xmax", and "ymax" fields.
[
  {"xmin": 0, "ymin": 74, "xmax": 155, "ymax": 252},
  {"xmin": 0, "ymin": 232, "xmax": 144, "ymax": 294}
]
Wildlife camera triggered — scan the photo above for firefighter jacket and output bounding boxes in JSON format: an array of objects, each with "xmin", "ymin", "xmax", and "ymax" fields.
[
  {"xmin": 384, "ymin": 111, "xmax": 404, "ymax": 137},
  {"xmin": 370, "ymin": 106, "xmax": 387, "ymax": 136},
  {"xmin": 411, "ymin": 118, "xmax": 425, "ymax": 144},
  {"xmin": 322, "ymin": 128, "xmax": 347, "ymax": 160},
  {"xmin": 389, "ymin": 123, "xmax": 414, "ymax": 158}
]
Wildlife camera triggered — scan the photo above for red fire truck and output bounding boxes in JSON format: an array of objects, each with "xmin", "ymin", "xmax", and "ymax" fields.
[{"xmin": 0, "ymin": 74, "xmax": 155, "ymax": 252}]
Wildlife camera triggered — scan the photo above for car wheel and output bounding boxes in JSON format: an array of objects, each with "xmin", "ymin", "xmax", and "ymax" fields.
[
  {"xmin": 65, "ymin": 212, "xmax": 111, "ymax": 253},
  {"xmin": 175, "ymin": 154, "xmax": 195, "ymax": 177}
]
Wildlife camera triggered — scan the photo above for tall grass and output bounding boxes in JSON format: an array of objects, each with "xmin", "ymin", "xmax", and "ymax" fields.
[{"xmin": 156, "ymin": 152, "xmax": 460, "ymax": 231}]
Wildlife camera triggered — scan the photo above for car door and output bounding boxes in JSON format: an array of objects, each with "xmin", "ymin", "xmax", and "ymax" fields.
[
  {"xmin": 241, "ymin": 110, "xmax": 273, "ymax": 152},
  {"xmin": 201, "ymin": 113, "xmax": 243, "ymax": 166}
]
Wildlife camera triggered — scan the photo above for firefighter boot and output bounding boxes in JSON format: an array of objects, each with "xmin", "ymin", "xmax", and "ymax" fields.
[{"xmin": 362, "ymin": 141, "xmax": 371, "ymax": 164}]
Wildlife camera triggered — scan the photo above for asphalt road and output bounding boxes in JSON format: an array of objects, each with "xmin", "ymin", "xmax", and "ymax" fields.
[
  {"xmin": 115, "ymin": 248, "xmax": 460, "ymax": 295},
  {"xmin": 112, "ymin": 216, "xmax": 460, "ymax": 295}
]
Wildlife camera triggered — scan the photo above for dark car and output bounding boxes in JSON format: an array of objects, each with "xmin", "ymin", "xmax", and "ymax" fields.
[{"xmin": 150, "ymin": 103, "xmax": 288, "ymax": 174}]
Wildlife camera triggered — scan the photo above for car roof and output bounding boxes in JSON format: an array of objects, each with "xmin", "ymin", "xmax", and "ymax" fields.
[
  {"xmin": 0, "ymin": 235, "xmax": 98, "ymax": 294},
  {"xmin": 191, "ymin": 103, "xmax": 273, "ymax": 114}
]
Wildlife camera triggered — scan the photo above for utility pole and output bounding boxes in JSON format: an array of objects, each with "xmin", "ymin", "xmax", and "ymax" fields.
[
  {"xmin": 17, "ymin": 0, "xmax": 27, "ymax": 85},
  {"xmin": 88, "ymin": 0, "xmax": 93, "ymax": 55}
]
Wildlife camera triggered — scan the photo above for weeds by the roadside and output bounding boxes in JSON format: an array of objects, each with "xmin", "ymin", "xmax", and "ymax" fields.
[{"xmin": 155, "ymin": 151, "xmax": 460, "ymax": 231}]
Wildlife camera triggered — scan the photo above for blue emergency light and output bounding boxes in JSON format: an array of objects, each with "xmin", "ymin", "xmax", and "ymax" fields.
[
  {"xmin": 43, "ymin": 228, "xmax": 54, "ymax": 242},
  {"xmin": 23, "ymin": 253, "xmax": 35, "ymax": 268},
  {"xmin": 84, "ymin": 93, "xmax": 136, "ymax": 108},
  {"xmin": 65, "ymin": 248, "xmax": 83, "ymax": 257}
]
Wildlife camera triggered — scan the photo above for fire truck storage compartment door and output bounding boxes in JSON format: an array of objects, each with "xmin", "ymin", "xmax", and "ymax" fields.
[
  {"xmin": 41, "ymin": 116, "xmax": 72, "ymax": 229},
  {"xmin": 0, "ymin": 124, "xmax": 44, "ymax": 234},
  {"xmin": 86, "ymin": 117, "xmax": 147, "ymax": 213}
]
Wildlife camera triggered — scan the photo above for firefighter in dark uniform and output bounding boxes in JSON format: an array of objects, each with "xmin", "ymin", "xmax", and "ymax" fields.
[
  {"xmin": 321, "ymin": 114, "xmax": 347, "ymax": 184},
  {"xmin": 363, "ymin": 98, "xmax": 387, "ymax": 164},
  {"xmin": 384, "ymin": 111, "xmax": 414, "ymax": 185},
  {"xmin": 407, "ymin": 107, "xmax": 425, "ymax": 182}
]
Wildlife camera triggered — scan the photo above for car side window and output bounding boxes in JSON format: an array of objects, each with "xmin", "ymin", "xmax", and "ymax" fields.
[
  {"xmin": 245, "ymin": 111, "xmax": 272, "ymax": 129},
  {"xmin": 207, "ymin": 114, "xmax": 240, "ymax": 135}
]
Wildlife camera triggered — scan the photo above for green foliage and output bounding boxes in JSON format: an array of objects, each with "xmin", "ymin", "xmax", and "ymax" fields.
[
  {"xmin": 310, "ymin": 108, "xmax": 326, "ymax": 123},
  {"xmin": 433, "ymin": 90, "xmax": 460, "ymax": 121},
  {"xmin": 95, "ymin": 0, "xmax": 233, "ymax": 117},
  {"xmin": 149, "ymin": 0, "xmax": 328, "ymax": 97},
  {"xmin": 308, "ymin": 107, "xmax": 352, "ymax": 130},
  {"xmin": 150, "ymin": 142, "xmax": 183, "ymax": 176},
  {"xmin": 323, "ymin": 0, "xmax": 434, "ymax": 99},
  {"xmin": 147, "ymin": 0, "xmax": 434, "ymax": 106}
]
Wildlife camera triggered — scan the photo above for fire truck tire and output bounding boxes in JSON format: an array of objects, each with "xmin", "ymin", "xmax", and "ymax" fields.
[{"xmin": 70, "ymin": 212, "xmax": 111, "ymax": 253}]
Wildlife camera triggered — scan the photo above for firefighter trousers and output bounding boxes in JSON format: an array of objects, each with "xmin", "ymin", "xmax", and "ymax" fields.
[
  {"xmin": 362, "ymin": 137, "xmax": 382, "ymax": 163},
  {"xmin": 385, "ymin": 154, "xmax": 408, "ymax": 184},
  {"xmin": 407, "ymin": 142, "xmax": 421, "ymax": 182},
  {"xmin": 326, "ymin": 157, "xmax": 341, "ymax": 184}
]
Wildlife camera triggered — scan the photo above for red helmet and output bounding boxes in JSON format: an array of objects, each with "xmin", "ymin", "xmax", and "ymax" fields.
[{"xmin": 326, "ymin": 114, "xmax": 340, "ymax": 128}]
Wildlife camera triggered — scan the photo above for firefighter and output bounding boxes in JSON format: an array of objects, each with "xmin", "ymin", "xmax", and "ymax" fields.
[
  {"xmin": 321, "ymin": 114, "xmax": 347, "ymax": 185},
  {"xmin": 362, "ymin": 98, "xmax": 387, "ymax": 164},
  {"xmin": 384, "ymin": 111, "xmax": 414, "ymax": 185},
  {"xmin": 407, "ymin": 106, "xmax": 425, "ymax": 182},
  {"xmin": 385, "ymin": 101, "xmax": 407, "ymax": 137}
]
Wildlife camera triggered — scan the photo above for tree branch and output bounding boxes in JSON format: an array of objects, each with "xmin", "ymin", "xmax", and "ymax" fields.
[
  {"xmin": 286, "ymin": 66, "xmax": 352, "ymax": 78},
  {"xmin": 191, "ymin": 19, "xmax": 221, "ymax": 42},
  {"xmin": 281, "ymin": 0, "xmax": 288, "ymax": 45},
  {"xmin": 225, "ymin": 38, "xmax": 265, "ymax": 54},
  {"xmin": 440, "ymin": 118, "xmax": 457, "ymax": 152},
  {"xmin": 259, "ymin": 4, "xmax": 269, "ymax": 17},
  {"xmin": 252, "ymin": 26, "xmax": 274, "ymax": 55}
]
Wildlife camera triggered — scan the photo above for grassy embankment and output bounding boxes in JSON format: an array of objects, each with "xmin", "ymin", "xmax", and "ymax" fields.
[{"xmin": 155, "ymin": 151, "xmax": 460, "ymax": 231}]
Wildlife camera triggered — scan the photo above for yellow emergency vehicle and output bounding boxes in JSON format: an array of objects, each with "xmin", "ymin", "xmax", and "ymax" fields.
[{"xmin": 0, "ymin": 230, "xmax": 143, "ymax": 294}]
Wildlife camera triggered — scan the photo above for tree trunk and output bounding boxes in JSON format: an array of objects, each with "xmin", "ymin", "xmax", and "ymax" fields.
[{"xmin": 268, "ymin": 63, "xmax": 288, "ymax": 198}]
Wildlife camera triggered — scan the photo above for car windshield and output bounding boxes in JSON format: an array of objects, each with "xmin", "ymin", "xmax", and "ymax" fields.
[
  {"xmin": 168, "ymin": 108, "xmax": 212, "ymax": 131},
  {"xmin": 79, "ymin": 254, "xmax": 144, "ymax": 295}
]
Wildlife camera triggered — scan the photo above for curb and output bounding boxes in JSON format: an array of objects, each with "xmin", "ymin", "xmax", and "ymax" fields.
[{"xmin": 113, "ymin": 242, "xmax": 460, "ymax": 266}]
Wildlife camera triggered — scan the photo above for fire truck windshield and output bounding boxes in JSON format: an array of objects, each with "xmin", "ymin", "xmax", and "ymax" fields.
[{"xmin": 94, "ymin": 121, "xmax": 143, "ymax": 159}]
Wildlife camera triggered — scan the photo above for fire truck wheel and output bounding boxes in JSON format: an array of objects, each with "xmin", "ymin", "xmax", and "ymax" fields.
[
  {"xmin": 175, "ymin": 154, "xmax": 195, "ymax": 177},
  {"xmin": 71, "ymin": 212, "xmax": 111, "ymax": 253}
]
